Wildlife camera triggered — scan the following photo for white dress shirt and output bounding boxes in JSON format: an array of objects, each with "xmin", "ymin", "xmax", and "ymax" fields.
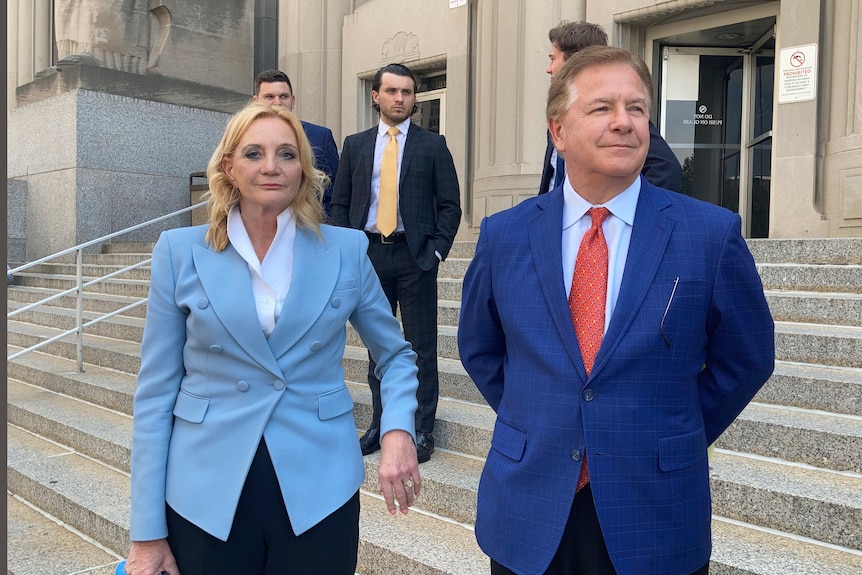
[
  {"xmin": 562, "ymin": 177, "xmax": 641, "ymax": 334},
  {"xmin": 366, "ymin": 118, "xmax": 410, "ymax": 234},
  {"xmin": 227, "ymin": 205, "xmax": 296, "ymax": 336}
]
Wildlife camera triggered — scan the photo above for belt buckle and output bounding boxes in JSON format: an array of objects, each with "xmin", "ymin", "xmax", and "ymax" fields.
[{"xmin": 380, "ymin": 233, "xmax": 396, "ymax": 245}]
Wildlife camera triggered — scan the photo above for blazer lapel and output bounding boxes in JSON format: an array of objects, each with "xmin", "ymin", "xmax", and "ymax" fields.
[
  {"xmin": 591, "ymin": 182, "xmax": 674, "ymax": 377},
  {"xmin": 267, "ymin": 228, "xmax": 340, "ymax": 358},
  {"xmin": 193, "ymin": 243, "xmax": 283, "ymax": 378},
  {"xmin": 400, "ymin": 123, "xmax": 421, "ymax": 189},
  {"xmin": 529, "ymin": 191, "xmax": 588, "ymax": 381}
]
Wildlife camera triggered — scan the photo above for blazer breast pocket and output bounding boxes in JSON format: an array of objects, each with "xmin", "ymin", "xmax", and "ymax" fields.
[{"xmin": 173, "ymin": 388, "xmax": 210, "ymax": 424}]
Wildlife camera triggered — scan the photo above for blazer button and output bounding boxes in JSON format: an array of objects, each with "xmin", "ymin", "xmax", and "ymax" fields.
[
  {"xmin": 273, "ymin": 380, "xmax": 285, "ymax": 391},
  {"xmin": 197, "ymin": 298, "xmax": 209, "ymax": 309},
  {"xmin": 310, "ymin": 341, "xmax": 323, "ymax": 352},
  {"xmin": 331, "ymin": 297, "xmax": 341, "ymax": 308},
  {"xmin": 582, "ymin": 389, "xmax": 594, "ymax": 401},
  {"xmin": 236, "ymin": 380, "xmax": 249, "ymax": 392},
  {"xmin": 209, "ymin": 345, "xmax": 223, "ymax": 353},
  {"xmin": 571, "ymin": 449, "xmax": 582, "ymax": 462}
]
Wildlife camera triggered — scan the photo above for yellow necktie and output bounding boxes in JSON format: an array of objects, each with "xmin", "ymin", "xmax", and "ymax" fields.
[{"xmin": 377, "ymin": 126, "xmax": 400, "ymax": 237}]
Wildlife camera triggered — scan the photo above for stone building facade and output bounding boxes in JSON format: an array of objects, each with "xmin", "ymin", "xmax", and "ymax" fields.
[{"xmin": 7, "ymin": 0, "xmax": 861, "ymax": 260}]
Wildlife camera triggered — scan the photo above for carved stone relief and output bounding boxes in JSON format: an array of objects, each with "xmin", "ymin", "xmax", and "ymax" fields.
[
  {"xmin": 381, "ymin": 32, "xmax": 419, "ymax": 64},
  {"xmin": 54, "ymin": 0, "xmax": 171, "ymax": 75}
]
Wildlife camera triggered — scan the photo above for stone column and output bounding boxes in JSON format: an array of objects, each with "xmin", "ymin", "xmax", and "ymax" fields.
[
  {"xmin": 820, "ymin": 0, "xmax": 862, "ymax": 236},
  {"xmin": 7, "ymin": 0, "xmax": 53, "ymax": 112},
  {"xmin": 770, "ymin": 0, "xmax": 829, "ymax": 237},
  {"xmin": 278, "ymin": 0, "xmax": 352, "ymax": 138},
  {"xmin": 468, "ymin": 0, "xmax": 585, "ymax": 230}
]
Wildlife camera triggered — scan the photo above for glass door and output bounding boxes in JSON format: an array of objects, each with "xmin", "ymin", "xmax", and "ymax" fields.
[{"xmin": 660, "ymin": 47, "xmax": 774, "ymax": 237}]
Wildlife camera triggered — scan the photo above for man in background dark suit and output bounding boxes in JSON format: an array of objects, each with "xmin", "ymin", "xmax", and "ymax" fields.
[
  {"xmin": 332, "ymin": 63, "xmax": 462, "ymax": 463},
  {"xmin": 538, "ymin": 21, "xmax": 683, "ymax": 195},
  {"xmin": 253, "ymin": 69, "xmax": 340, "ymax": 219}
]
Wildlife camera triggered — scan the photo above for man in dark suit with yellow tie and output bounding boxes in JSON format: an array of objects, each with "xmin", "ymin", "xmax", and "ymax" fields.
[{"xmin": 332, "ymin": 63, "xmax": 462, "ymax": 463}]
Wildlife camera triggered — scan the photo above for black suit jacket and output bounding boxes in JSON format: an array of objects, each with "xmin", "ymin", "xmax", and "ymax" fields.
[
  {"xmin": 301, "ymin": 121, "xmax": 340, "ymax": 219},
  {"xmin": 331, "ymin": 123, "xmax": 462, "ymax": 271},
  {"xmin": 539, "ymin": 121, "xmax": 683, "ymax": 194}
]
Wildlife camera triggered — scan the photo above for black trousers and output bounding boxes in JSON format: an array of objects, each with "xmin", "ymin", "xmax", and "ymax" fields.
[
  {"xmin": 365, "ymin": 240, "xmax": 439, "ymax": 433},
  {"xmin": 489, "ymin": 484, "xmax": 709, "ymax": 575},
  {"xmin": 166, "ymin": 441, "xmax": 359, "ymax": 575}
]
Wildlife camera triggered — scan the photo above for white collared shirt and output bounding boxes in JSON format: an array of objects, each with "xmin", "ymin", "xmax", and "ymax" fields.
[
  {"xmin": 367, "ymin": 118, "xmax": 410, "ymax": 233},
  {"xmin": 562, "ymin": 177, "xmax": 640, "ymax": 334},
  {"xmin": 227, "ymin": 205, "xmax": 296, "ymax": 335}
]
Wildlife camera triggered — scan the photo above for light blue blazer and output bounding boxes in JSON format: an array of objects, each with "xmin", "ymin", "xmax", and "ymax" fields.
[{"xmin": 130, "ymin": 224, "xmax": 418, "ymax": 542}]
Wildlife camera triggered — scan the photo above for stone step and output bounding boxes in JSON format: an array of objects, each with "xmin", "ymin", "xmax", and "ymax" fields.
[
  {"xmin": 7, "ymin": 378, "xmax": 132, "ymax": 473},
  {"xmin": 7, "ymin": 320, "xmax": 143, "ymax": 375},
  {"xmin": 306, "ymin": 326, "xmax": 466, "ymax": 399},
  {"xmin": 765, "ymin": 290, "xmax": 862, "ymax": 327},
  {"xmin": 101, "ymin": 243, "xmax": 155, "ymax": 254},
  {"xmin": 24, "ymin": 262, "xmax": 152, "ymax": 281},
  {"xmin": 7, "ymin": 425, "xmax": 132, "ymax": 557},
  {"xmin": 7, "ymin": 493, "xmax": 121, "ymax": 575},
  {"xmin": 349, "ymin": 382, "xmax": 494, "ymax": 460},
  {"xmin": 710, "ymin": 451, "xmax": 862, "ymax": 551},
  {"xmin": 7, "ymin": 285, "xmax": 148, "ymax": 319},
  {"xmin": 757, "ymin": 263, "xmax": 862, "ymax": 293},
  {"xmin": 8, "ymin": 301, "xmax": 146, "ymax": 344},
  {"xmin": 710, "ymin": 517, "xmax": 862, "ymax": 575},
  {"xmin": 746, "ymin": 238, "xmax": 862, "ymax": 265},
  {"xmin": 441, "ymin": 238, "xmax": 862, "ymax": 266},
  {"xmin": 13, "ymin": 272, "xmax": 151, "ymax": 297},
  {"xmin": 6, "ymin": 345, "xmax": 137, "ymax": 415},
  {"xmin": 774, "ymin": 321, "xmax": 862, "ymax": 368},
  {"xmin": 761, "ymin": 362, "xmax": 862, "ymax": 417},
  {"xmin": 718, "ymin": 402, "xmax": 862, "ymax": 473}
]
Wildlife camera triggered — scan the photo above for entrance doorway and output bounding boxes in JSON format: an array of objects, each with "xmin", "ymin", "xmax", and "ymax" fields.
[{"xmin": 657, "ymin": 21, "xmax": 775, "ymax": 237}]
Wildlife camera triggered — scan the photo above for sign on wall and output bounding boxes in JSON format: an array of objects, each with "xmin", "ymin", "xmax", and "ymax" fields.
[{"xmin": 778, "ymin": 44, "xmax": 817, "ymax": 104}]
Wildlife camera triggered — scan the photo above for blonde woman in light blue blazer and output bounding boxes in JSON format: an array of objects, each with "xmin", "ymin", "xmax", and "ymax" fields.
[{"xmin": 124, "ymin": 104, "xmax": 421, "ymax": 575}]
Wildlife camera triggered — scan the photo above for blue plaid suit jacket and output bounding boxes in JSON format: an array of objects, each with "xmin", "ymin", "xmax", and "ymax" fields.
[{"xmin": 458, "ymin": 178, "xmax": 775, "ymax": 575}]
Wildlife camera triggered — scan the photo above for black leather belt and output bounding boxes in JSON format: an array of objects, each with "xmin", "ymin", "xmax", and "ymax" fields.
[{"xmin": 366, "ymin": 232, "xmax": 407, "ymax": 244}]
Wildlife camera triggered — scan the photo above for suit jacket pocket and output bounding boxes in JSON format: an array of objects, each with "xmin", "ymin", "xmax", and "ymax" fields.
[
  {"xmin": 491, "ymin": 419, "xmax": 527, "ymax": 462},
  {"xmin": 318, "ymin": 385, "xmax": 354, "ymax": 420},
  {"xmin": 334, "ymin": 279, "xmax": 357, "ymax": 291},
  {"xmin": 173, "ymin": 389, "xmax": 210, "ymax": 424},
  {"xmin": 658, "ymin": 427, "xmax": 707, "ymax": 472}
]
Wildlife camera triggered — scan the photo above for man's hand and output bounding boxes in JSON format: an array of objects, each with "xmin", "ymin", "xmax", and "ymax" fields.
[{"xmin": 378, "ymin": 429, "xmax": 421, "ymax": 515}]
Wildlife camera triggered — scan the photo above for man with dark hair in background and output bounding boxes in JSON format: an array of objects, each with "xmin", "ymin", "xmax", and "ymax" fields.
[
  {"xmin": 332, "ymin": 63, "xmax": 462, "ymax": 464},
  {"xmin": 539, "ymin": 21, "xmax": 683, "ymax": 195},
  {"xmin": 253, "ymin": 69, "xmax": 340, "ymax": 220}
]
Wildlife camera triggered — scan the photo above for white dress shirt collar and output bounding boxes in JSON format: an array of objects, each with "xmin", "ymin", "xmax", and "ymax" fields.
[{"xmin": 227, "ymin": 205, "xmax": 297, "ymax": 334}]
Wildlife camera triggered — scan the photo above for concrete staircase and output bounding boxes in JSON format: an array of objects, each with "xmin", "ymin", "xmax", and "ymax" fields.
[{"xmin": 7, "ymin": 238, "xmax": 862, "ymax": 575}]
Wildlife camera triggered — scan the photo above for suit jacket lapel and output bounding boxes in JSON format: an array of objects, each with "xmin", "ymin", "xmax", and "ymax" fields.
[
  {"xmin": 591, "ymin": 182, "xmax": 674, "ymax": 377},
  {"xmin": 400, "ymin": 123, "xmax": 421, "ymax": 189},
  {"xmin": 529, "ymin": 191, "xmax": 588, "ymax": 381},
  {"xmin": 193, "ymin": 243, "xmax": 283, "ymax": 378},
  {"xmin": 267, "ymin": 228, "xmax": 340, "ymax": 358}
]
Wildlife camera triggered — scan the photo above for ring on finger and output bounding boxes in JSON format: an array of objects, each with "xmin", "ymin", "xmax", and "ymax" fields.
[{"xmin": 403, "ymin": 478, "xmax": 414, "ymax": 489}]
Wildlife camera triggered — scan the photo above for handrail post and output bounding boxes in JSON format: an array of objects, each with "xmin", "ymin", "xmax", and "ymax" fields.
[{"xmin": 76, "ymin": 248, "xmax": 84, "ymax": 372}]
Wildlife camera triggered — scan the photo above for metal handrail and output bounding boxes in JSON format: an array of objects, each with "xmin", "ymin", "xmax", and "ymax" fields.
[{"xmin": 6, "ymin": 200, "xmax": 208, "ymax": 370}]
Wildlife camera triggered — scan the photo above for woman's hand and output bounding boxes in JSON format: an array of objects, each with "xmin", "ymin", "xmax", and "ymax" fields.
[
  {"xmin": 378, "ymin": 429, "xmax": 421, "ymax": 515},
  {"xmin": 125, "ymin": 539, "xmax": 179, "ymax": 575}
]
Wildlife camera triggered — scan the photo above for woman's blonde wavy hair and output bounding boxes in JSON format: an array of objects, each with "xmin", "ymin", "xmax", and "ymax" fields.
[{"xmin": 204, "ymin": 102, "xmax": 327, "ymax": 251}]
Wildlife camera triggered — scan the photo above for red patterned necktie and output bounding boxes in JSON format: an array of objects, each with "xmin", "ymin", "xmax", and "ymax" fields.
[{"xmin": 568, "ymin": 207, "xmax": 611, "ymax": 492}]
